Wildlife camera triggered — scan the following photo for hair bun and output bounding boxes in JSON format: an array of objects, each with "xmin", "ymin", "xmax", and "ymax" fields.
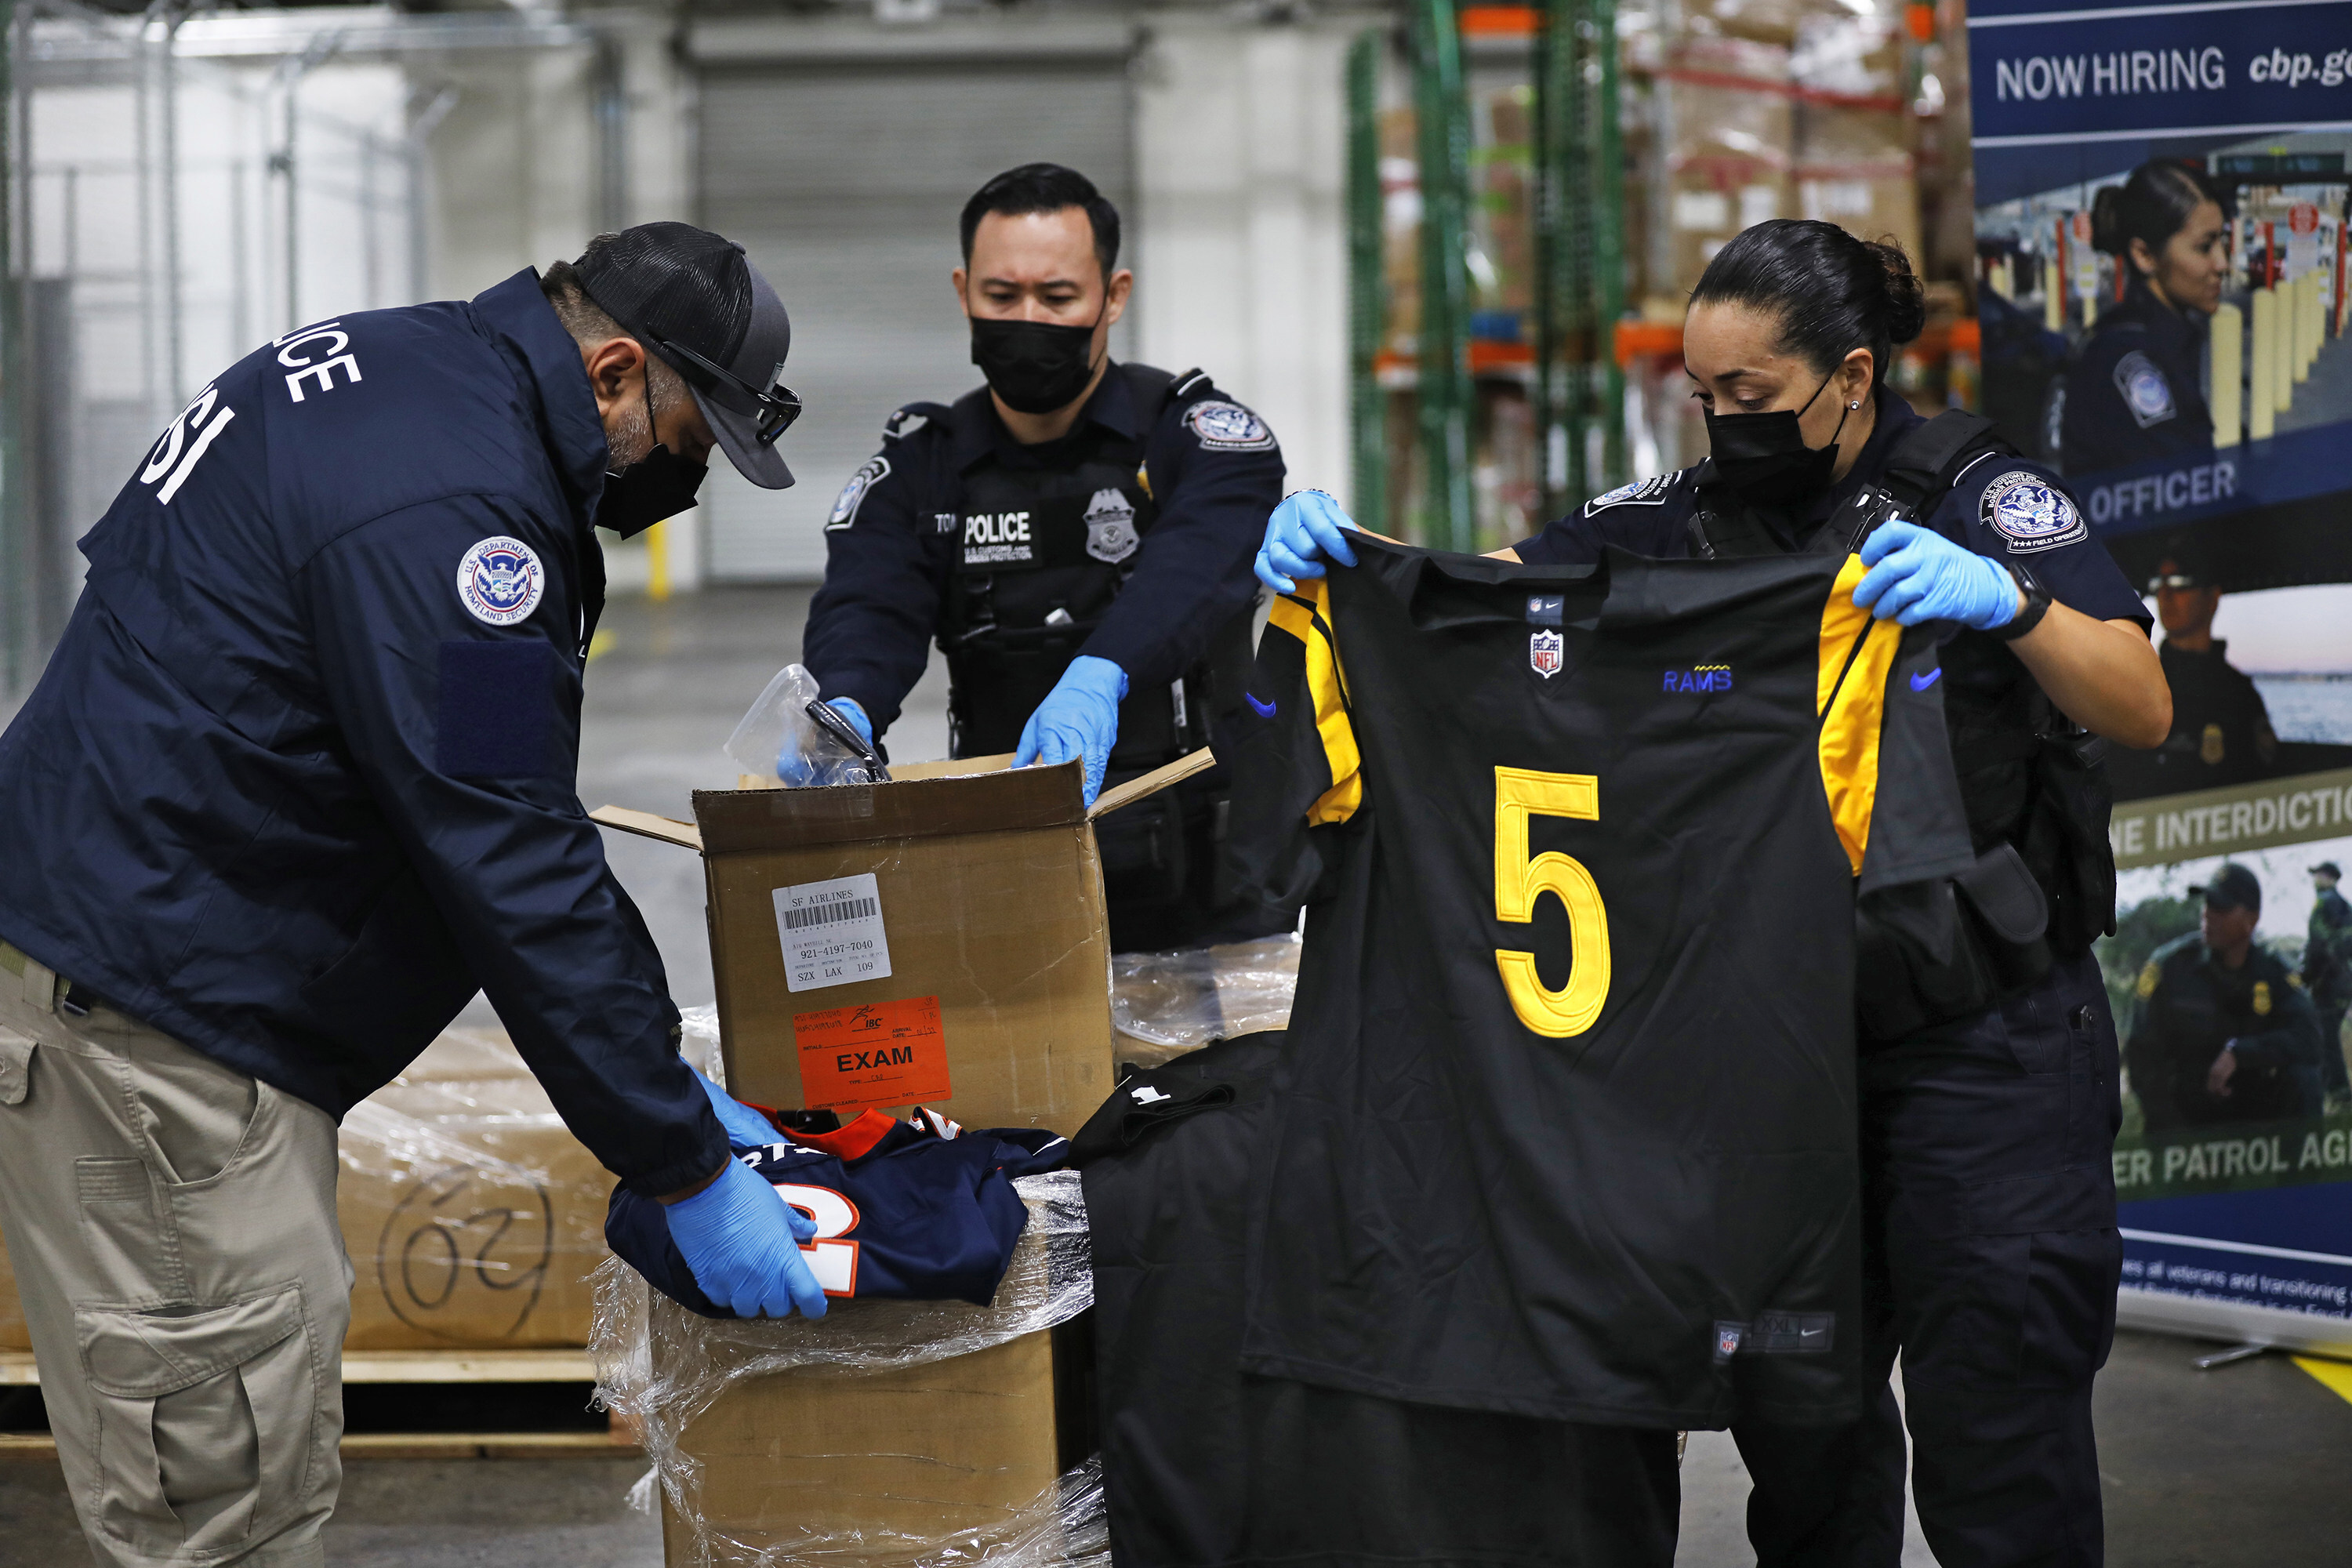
[
  {"xmin": 1866, "ymin": 238, "xmax": 1927, "ymax": 346},
  {"xmin": 2089, "ymin": 185, "xmax": 2127, "ymax": 256}
]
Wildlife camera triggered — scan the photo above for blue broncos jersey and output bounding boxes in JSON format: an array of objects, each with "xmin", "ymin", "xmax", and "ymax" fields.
[{"xmin": 606, "ymin": 1108, "xmax": 1070, "ymax": 1316}]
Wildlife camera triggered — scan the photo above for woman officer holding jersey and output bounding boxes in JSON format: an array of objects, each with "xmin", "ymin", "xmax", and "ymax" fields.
[{"xmin": 1258, "ymin": 220, "xmax": 2169, "ymax": 1568}]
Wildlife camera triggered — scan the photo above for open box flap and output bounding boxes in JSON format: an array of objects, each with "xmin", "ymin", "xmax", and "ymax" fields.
[
  {"xmin": 597, "ymin": 747, "xmax": 1217, "ymax": 856},
  {"xmin": 589, "ymin": 805, "xmax": 702, "ymax": 851}
]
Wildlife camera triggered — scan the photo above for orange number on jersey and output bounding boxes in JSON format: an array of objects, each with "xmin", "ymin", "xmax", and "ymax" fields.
[
  {"xmin": 1493, "ymin": 766, "xmax": 1610, "ymax": 1038},
  {"xmin": 771, "ymin": 1180, "xmax": 862, "ymax": 1297}
]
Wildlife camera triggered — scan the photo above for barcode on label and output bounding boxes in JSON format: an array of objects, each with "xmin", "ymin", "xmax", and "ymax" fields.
[{"xmin": 780, "ymin": 897, "xmax": 878, "ymax": 931}]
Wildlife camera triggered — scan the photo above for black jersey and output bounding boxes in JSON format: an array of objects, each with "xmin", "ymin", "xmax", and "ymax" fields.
[
  {"xmin": 1233, "ymin": 538, "xmax": 1977, "ymax": 1428},
  {"xmin": 1080, "ymin": 1034, "xmax": 1679, "ymax": 1568}
]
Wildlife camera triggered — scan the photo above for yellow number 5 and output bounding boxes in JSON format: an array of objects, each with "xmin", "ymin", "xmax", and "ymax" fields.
[{"xmin": 1493, "ymin": 766, "xmax": 1610, "ymax": 1038}]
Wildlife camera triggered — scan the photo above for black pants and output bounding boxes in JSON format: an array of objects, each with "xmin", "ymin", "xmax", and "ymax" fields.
[{"xmin": 1737, "ymin": 952, "xmax": 2123, "ymax": 1568}]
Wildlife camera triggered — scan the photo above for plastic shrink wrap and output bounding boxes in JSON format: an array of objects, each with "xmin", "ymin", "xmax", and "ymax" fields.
[
  {"xmin": 1111, "ymin": 935, "xmax": 1301, "ymax": 1068},
  {"xmin": 593, "ymin": 1170, "xmax": 1103, "ymax": 1568}
]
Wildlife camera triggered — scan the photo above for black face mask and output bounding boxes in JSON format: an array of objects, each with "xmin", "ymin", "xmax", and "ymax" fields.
[
  {"xmin": 597, "ymin": 376, "xmax": 709, "ymax": 539},
  {"xmin": 1703, "ymin": 374, "xmax": 1853, "ymax": 506},
  {"xmin": 597, "ymin": 443, "xmax": 706, "ymax": 539},
  {"xmin": 970, "ymin": 314, "xmax": 1103, "ymax": 416}
]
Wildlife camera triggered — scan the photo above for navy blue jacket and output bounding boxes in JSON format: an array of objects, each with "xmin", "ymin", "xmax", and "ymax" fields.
[
  {"xmin": 0, "ymin": 270, "xmax": 725, "ymax": 1198},
  {"xmin": 801, "ymin": 365, "xmax": 1283, "ymax": 735},
  {"xmin": 2059, "ymin": 281, "xmax": 2215, "ymax": 477}
]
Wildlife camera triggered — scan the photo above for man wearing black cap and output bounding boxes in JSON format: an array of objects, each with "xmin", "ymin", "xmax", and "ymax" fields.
[
  {"xmin": 800, "ymin": 163, "xmax": 1291, "ymax": 952},
  {"xmin": 2127, "ymin": 864, "xmax": 2325, "ymax": 1131},
  {"xmin": 2307, "ymin": 861, "xmax": 2352, "ymax": 1107},
  {"xmin": 2110, "ymin": 548, "xmax": 2278, "ymax": 797},
  {"xmin": 0, "ymin": 223, "xmax": 824, "ymax": 1566}
]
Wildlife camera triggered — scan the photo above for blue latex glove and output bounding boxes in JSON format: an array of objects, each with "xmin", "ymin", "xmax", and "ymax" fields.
[
  {"xmin": 778, "ymin": 697, "xmax": 873, "ymax": 784},
  {"xmin": 1256, "ymin": 489, "xmax": 1360, "ymax": 593},
  {"xmin": 1014, "ymin": 655, "xmax": 1127, "ymax": 807},
  {"xmin": 691, "ymin": 1065, "xmax": 779, "ymax": 1148},
  {"xmin": 663, "ymin": 1156, "xmax": 827, "ymax": 1319},
  {"xmin": 1852, "ymin": 521, "xmax": 2020, "ymax": 632}
]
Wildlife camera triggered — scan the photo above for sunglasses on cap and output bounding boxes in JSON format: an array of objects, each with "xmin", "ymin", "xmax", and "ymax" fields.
[{"xmin": 644, "ymin": 329, "xmax": 804, "ymax": 447}]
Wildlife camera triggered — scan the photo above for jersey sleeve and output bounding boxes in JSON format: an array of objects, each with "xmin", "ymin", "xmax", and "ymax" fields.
[
  {"xmin": 1080, "ymin": 390, "xmax": 1286, "ymax": 688},
  {"xmin": 302, "ymin": 494, "xmax": 727, "ymax": 1200},
  {"xmin": 1937, "ymin": 456, "xmax": 2151, "ymax": 630},
  {"xmin": 1815, "ymin": 556, "xmax": 1977, "ymax": 891},
  {"xmin": 804, "ymin": 413, "xmax": 949, "ymax": 736},
  {"xmin": 1259, "ymin": 581, "xmax": 1362, "ymax": 826}
]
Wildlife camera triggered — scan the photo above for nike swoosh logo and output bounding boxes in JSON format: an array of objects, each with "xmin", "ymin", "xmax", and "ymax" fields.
[
  {"xmin": 1911, "ymin": 668, "xmax": 1943, "ymax": 691},
  {"xmin": 1246, "ymin": 691, "xmax": 1277, "ymax": 718}
]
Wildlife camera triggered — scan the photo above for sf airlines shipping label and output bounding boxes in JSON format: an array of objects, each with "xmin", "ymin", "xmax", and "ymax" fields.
[
  {"xmin": 774, "ymin": 873, "xmax": 892, "ymax": 993},
  {"xmin": 792, "ymin": 995, "xmax": 952, "ymax": 1113}
]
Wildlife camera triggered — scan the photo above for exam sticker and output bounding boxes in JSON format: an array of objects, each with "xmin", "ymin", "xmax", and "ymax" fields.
[{"xmin": 792, "ymin": 995, "xmax": 950, "ymax": 1114}]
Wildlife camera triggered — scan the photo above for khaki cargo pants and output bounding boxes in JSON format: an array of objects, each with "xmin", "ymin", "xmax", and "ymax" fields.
[{"xmin": 0, "ymin": 945, "xmax": 348, "ymax": 1568}]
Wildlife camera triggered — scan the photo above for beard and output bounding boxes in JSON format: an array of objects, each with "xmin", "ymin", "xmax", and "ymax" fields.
[{"xmin": 604, "ymin": 383, "xmax": 656, "ymax": 470}]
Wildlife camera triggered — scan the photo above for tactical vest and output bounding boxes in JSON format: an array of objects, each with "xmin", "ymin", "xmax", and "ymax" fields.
[
  {"xmin": 935, "ymin": 363, "xmax": 1250, "ymax": 770},
  {"xmin": 1688, "ymin": 410, "xmax": 2118, "ymax": 1038}
]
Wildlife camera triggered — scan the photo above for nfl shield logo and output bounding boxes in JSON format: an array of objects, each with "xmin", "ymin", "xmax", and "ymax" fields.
[{"xmin": 1529, "ymin": 630, "xmax": 1564, "ymax": 678}]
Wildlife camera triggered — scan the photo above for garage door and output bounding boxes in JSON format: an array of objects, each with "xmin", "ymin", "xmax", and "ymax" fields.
[{"xmin": 696, "ymin": 39, "xmax": 1137, "ymax": 581}]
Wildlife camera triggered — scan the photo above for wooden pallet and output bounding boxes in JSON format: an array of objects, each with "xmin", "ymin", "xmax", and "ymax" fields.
[{"xmin": 0, "ymin": 1348, "xmax": 639, "ymax": 1461}]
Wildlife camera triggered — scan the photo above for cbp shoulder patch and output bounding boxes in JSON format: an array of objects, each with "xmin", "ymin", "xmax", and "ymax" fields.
[
  {"xmin": 1582, "ymin": 472, "xmax": 1676, "ymax": 516},
  {"xmin": 828, "ymin": 456, "xmax": 890, "ymax": 531},
  {"xmin": 455, "ymin": 536, "xmax": 544, "ymax": 626},
  {"xmin": 1980, "ymin": 470, "xmax": 2086, "ymax": 554},
  {"xmin": 1185, "ymin": 401, "xmax": 1276, "ymax": 452},
  {"xmin": 2112, "ymin": 350, "xmax": 2176, "ymax": 430}
]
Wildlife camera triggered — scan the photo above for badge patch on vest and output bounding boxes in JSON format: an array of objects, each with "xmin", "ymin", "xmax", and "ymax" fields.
[
  {"xmin": 2113, "ymin": 350, "xmax": 2176, "ymax": 430},
  {"xmin": 1083, "ymin": 488, "xmax": 1141, "ymax": 564},
  {"xmin": 1185, "ymin": 401, "xmax": 1276, "ymax": 452},
  {"xmin": 1980, "ymin": 470, "xmax": 2086, "ymax": 554},
  {"xmin": 456, "ymin": 535, "xmax": 543, "ymax": 626},
  {"xmin": 1583, "ymin": 473, "xmax": 1675, "ymax": 515},
  {"xmin": 828, "ymin": 456, "xmax": 890, "ymax": 531}
]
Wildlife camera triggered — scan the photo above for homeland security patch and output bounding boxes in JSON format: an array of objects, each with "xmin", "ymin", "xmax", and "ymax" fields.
[
  {"xmin": 1185, "ymin": 401, "xmax": 1276, "ymax": 452},
  {"xmin": 456, "ymin": 536, "xmax": 544, "ymax": 626},
  {"xmin": 1980, "ymin": 470, "xmax": 2086, "ymax": 554},
  {"xmin": 2112, "ymin": 350, "xmax": 2176, "ymax": 430},
  {"xmin": 1583, "ymin": 472, "xmax": 1675, "ymax": 515},
  {"xmin": 828, "ymin": 456, "xmax": 890, "ymax": 531},
  {"xmin": 1083, "ymin": 487, "xmax": 1141, "ymax": 564}
]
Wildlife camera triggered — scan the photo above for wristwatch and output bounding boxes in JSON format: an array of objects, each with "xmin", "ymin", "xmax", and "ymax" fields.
[{"xmin": 1987, "ymin": 561, "xmax": 2053, "ymax": 642}]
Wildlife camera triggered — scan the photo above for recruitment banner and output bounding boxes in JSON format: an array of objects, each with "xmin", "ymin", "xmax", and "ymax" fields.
[{"xmin": 1972, "ymin": 0, "xmax": 2352, "ymax": 1355}]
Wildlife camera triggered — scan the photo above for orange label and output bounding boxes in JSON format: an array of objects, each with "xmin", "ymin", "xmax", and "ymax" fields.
[{"xmin": 792, "ymin": 995, "xmax": 950, "ymax": 1113}]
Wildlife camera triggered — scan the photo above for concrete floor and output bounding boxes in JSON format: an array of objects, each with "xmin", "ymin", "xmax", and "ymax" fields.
[{"xmin": 5, "ymin": 586, "xmax": 2351, "ymax": 1564}]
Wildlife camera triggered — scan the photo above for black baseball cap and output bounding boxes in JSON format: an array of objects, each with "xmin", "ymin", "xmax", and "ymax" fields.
[
  {"xmin": 2190, "ymin": 863, "xmax": 2262, "ymax": 912},
  {"xmin": 2313, "ymin": 862, "xmax": 2343, "ymax": 878},
  {"xmin": 573, "ymin": 223, "xmax": 800, "ymax": 489}
]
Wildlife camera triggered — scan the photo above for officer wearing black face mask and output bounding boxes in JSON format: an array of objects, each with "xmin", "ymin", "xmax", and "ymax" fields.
[
  {"xmin": 1261, "ymin": 221, "xmax": 2172, "ymax": 1568},
  {"xmin": 804, "ymin": 163, "xmax": 1292, "ymax": 952},
  {"xmin": 0, "ymin": 223, "xmax": 829, "ymax": 1563}
]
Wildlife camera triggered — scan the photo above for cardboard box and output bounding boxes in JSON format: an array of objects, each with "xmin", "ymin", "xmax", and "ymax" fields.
[
  {"xmin": 336, "ymin": 1028, "xmax": 612, "ymax": 1350},
  {"xmin": 656, "ymin": 1316, "xmax": 1094, "ymax": 1567},
  {"xmin": 0, "ymin": 1027, "xmax": 612, "ymax": 1355},
  {"xmin": 594, "ymin": 753, "xmax": 1207, "ymax": 1134}
]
